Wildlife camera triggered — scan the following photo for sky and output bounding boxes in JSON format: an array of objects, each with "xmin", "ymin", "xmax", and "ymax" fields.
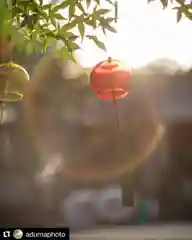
[{"xmin": 75, "ymin": 0, "xmax": 192, "ymax": 69}]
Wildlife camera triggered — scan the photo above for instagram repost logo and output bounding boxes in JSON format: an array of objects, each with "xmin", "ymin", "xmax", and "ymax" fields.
[
  {"xmin": 12, "ymin": 229, "xmax": 23, "ymax": 239},
  {"xmin": 3, "ymin": 231, "xmax": 10, "ymax": 238}
]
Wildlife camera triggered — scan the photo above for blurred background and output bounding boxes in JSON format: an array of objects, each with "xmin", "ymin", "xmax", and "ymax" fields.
[
  {"xmin": 0, "ymin": 55, "xmax": 191, "ymax": 230},
  {"xmin": 0, "ymin": 0, "xmax": 191, "ymax": 235}
]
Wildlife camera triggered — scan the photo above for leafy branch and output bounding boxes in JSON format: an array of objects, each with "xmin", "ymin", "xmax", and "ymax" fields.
[
  {"xmin": 0, "ymin": 0, "xmax": 118, "ymax": 60},
  {"xmin": 148, "ymin": 0, "xmax": 192, "ymax": 22}
]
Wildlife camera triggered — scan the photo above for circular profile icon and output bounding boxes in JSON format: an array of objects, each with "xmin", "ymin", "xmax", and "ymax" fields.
[{"xmin": 13, "ymin": 229, "xmax": 23, "ymax": 239}]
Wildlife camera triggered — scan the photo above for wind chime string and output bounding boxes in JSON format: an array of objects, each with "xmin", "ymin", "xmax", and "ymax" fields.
[
  {"xmin": 80, "ymin": 86, "xmax": 85, "ymax": 142},
  {"xmin": 108, "ymin": 56, "xmax": 121, "ymax": 130},
  {"xmin": 112, "ymin": 90, "xmax": 120, "ymax": 129},
  {"xmin": 89, "ymin": 55, "xmax": 131, "ymax": 172}
]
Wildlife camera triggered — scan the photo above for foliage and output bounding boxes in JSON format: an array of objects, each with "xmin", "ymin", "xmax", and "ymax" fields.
[
  {"xmin": 0, "ymin": 0, "xmax": 191, "ymax": 62},
  {"xmin": 148, "ymin": 0, "xmax": 192, "ymax": 22},
  {"xmin": 0, "ymin": 0, "xmax": 118, "ymax": 61}
]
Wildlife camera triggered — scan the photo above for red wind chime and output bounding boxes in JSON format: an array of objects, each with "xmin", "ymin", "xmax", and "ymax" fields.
[{"xmin": 90, "ymin": 57, "xmax": 132, "ymax": 126}]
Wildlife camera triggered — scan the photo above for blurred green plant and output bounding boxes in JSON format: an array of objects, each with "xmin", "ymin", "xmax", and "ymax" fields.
[
  {"xmin": 0, "ymin": 0, "xmax": 118, "ymax": 61},
  {"xmin": 148, "ymin": 0, "xmax": 192, "ymax": 22}
]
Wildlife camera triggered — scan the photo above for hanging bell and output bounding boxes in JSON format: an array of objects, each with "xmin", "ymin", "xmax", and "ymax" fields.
[
  {"xmin": 0, "ymin": 62, "xmax": 29, "ymax": 102},
  {"xmin": 90, "ymin": 57, "xmax": 132, "ymax": 100}
]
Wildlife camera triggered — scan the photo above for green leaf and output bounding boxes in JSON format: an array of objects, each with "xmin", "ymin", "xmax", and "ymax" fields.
[
  {"xmin": 69, "ymin": 2, "xmax": 75, "ymax": 20},
  {"xmin": 86, "ymin": 35, "xmax": 107, "ymax": 51},
  {"xmin": 12, "ymin": 6, "xmax": 23, "ymax": 18},
  {"xmin": 174, "ymin": 5, "xmax": 192, "ymax": 20},
  {"xmin": 186, "ymin": 4, "xmax": 192, "ymax": 9},
  {"xmin": 93, "ymin": 4, "xmax": 98, "ymax": 13},
  {"xmin": 69, "ymin": 42, "xmax": 81, "ymax": 50},
  {"xmin": 55, "ymin": 46, "xmax": 77, "ymax": 63},
  {"xmin": 115, "ymin": 1, "xmax": 118, "ymax": 23},
  {"xmin": 76, "ymin": 14, "xmax": 85, "ymax": 22},
  {"xmin": 86, "ymin": 0, "xmax": 91, "ymax": 9},
  {"xmin": 42, "ymin": 4, "xmax": 52, "ymax": 10},
  {"xmin": 104, "ymin": 0, "xmax": 114, "ymax": 5},
  {"xmin": 94, "ymin": 0, "xmax": 100, "ymax": 4},
  {"xmin": 160, "ymin": 0, "xmax": 168, "ymax": 8},
  {"xmin": 106, "ymin": 17, "xmax": 115, "ymax": 23},
  {"xmin": 84, "ymin": 16, "xmax": 97, "ymax": 28},
  {"xmin": 77, "ymin": 2, "xmax": 87, "ymax": 14},
  {"xmin": 30, "ymin": 30, "xmax": 38, "ymax": 41},
  {"xmin": 31, "ymin": 13, "xmax": 39, "ymax": 25},
  {"xmin": 58, "ymin": 28, "xmax": 79, "ymax": 40},
  {"xmin": 41, "ymin": 28, "xmax": 53, "ymax": 36},
  {"xmin": 52, "ymin": 0, "xmax": 70, "ymax": 13},
  {"xmin": 176, "ymin": 9, "xmax": 182, "ymax": 22},
  {"xmin": 147, "ymin": 0, "xmax": 156, "ymax": 3},
  {"xmin": 78, "ymin": 22, "xmax": 85, "ymax": 40},
  {"xmin": 0, "ymin": 0, "xmax": 119, "ymax": 57},
  {"xmin": 95, "ymin": 9, "xmax": 111, "ymax": 16},
  {"xmin": 53, "ymin": 12, "xmax": 67, "ymax": 20},
  {"xmin": 60, "ymin": 46, "xmax": 70, "ymax": 62},
  {"xmin": 63, "ymin": 19, "xmax": 78, "ymax": 30},
  {"xmin": 102, "ymin": 26, "xmax": 107, "ymax": 35},
  {"xmin": 175, "ymin": 0, "xmax": 185, "ymax": 6},
  {"xmin": 44, "ymin": 37, "xmax": 56, "ymax": 49},
  {"xmin": 70, "ymin": 55, "xmax": 77, "ymax": 63},
  {"xmin": 90, "ymin": 13, "xmax": 97, "ymax": 28},
  {"xmin": 50, "ymin": 15, "xmax": 57, "ymax": 27},
  {"xmin": 68, "ymin": 35, "xmax": 79, "ymax": 41},
  {"xmin": 99, "ymin": 17, "xmax": 115, "ymax": 27},
  {"xmin": 104, "ymin": 24, "xmax": 117, "ymax": 33},
  {"xmin": 183, "ymin": 10, "xmax": 192, "ymax": 20},
  {"xmin": 99, "ymin": 18, "xmax": 117, "ymax": 33}
]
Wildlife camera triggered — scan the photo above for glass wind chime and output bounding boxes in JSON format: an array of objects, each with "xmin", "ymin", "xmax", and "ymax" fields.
[
  {"xmin": 90, "ymin": 57, "xmax": 132, "ymax": 127},
  {"xmin": 0, "ymin": 61, "xmax": 29, "ymax": 125}
]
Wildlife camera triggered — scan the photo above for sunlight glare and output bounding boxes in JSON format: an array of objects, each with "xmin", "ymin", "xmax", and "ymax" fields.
[{"xmin": 76, "ymin": 0, "xmax": 192, "ymax": 69}]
